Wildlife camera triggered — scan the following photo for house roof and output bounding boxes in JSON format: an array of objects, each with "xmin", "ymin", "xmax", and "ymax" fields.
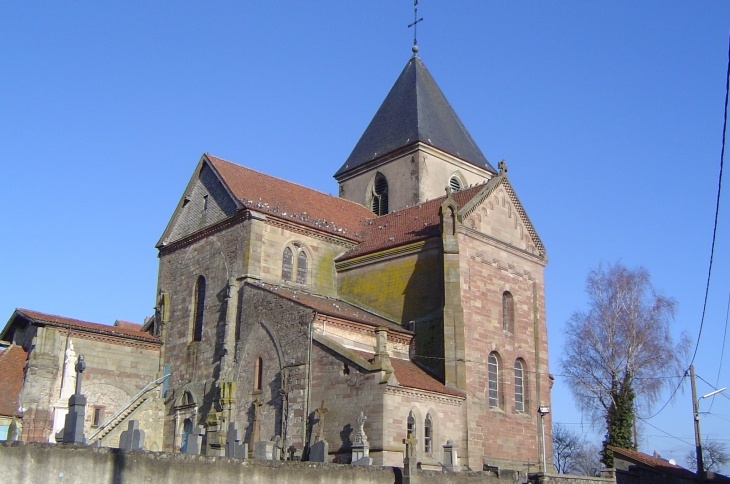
[
  {"xmin": 335, "ymin": 182, "xmax": 488, "ymax": 261},
  {"xmin": 3, "ymin": 309, "xmax": 161, "ymax": 344},
  {"xmin": 0, "ymin": 344, "xmax": 27, "ymax": 417},
  {"xmin": 206, "ymin": 154, "xmax": 374, "ymax": 242},
  {"xmin": 608, "ymin": 446, "xmax": 699, "ymax": 480},
  {"xmin": 353, "ymin": 350, "xmax": 464, "ymax": 398},
  {"xmin": 250, "ymin": 283, "xmax": 410, "ymax": 334},
  {"xmin": 335, "ymin": 55, "xmax": 496, "ymax": 178}
]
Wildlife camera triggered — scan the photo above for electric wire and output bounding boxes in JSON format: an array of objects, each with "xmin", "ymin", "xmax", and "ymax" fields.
[
  {"xmin": 637, "ymin": 417, "xmax": 694, "ymax": 447},
  {"xmin": 690, "ymin": 26, "xmax": 730, "ymax": 366},
  {"xmin": 708, "ymin": 289, "xmax": 730, "ymax": 412},
  {"xmin": 642, "ymin": 29, "xmax": 730, "ymax": 420}
]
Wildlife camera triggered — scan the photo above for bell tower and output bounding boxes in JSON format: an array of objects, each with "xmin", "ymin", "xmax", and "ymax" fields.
[{"xmin": 334, "ymin": 55, "xmax": 497, "ymax": 214}]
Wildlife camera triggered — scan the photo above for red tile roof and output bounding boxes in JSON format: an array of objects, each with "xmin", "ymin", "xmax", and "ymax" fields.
[
  {"xmin": 251, "ymin": 283, "xmax": 409, "ymax": 334},
  {"xmin": 207, "ymin": 154, "xmax": 374, "ymax": 242},
  {"xmin": 608, "ymin": 446, "xmax": 697, "ymax": 479},
  {"xmin": 336, "ymin": 183, "xmax": 487, "ymax": 261},
  {"xmin": 11, "ymin": 309, "xmax": 161, "ymax": 344},
  {"xmin": 354, "ymin": 350, "xmax": 464, "ymax": 398},
  {"xmin": 113, "ymin": 320, "xmax": 143, "ymax": 331},
  {"xmin": 0, "ymin": 344, "xmax": 27, "ymax": 417}
]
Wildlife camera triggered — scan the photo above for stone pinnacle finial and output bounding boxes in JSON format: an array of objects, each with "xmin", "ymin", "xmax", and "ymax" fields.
[{"xmin": 498, "ymin": 160, "xmax": 508, "ymax": 174}]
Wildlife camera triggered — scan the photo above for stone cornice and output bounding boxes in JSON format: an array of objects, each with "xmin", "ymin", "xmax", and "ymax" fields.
[
  {"xmin": 458, "ymin": 226, "xmax": 547, "ymax": 267},
  {"xmin": 334, "ymin": 238, "xmax": 440, "ymax": 272},
  {"xmin": 385, "ymin": 385, "xmax": 465, "ymax": 406}
]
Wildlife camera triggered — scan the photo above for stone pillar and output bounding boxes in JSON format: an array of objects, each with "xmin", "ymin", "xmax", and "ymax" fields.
[
  {"xmin": 372, "ymin": 327, "xmax": 392, "ymax": 370},
  {"xmin": 56, "ymin": 355, "xmax": 87, "ymax": 445},
  {"xmin": 442, "ymin": 440, "xmax": 459, "ymax": 472},
  {"xmin": 220, "ymin": 278, "xmax": 239, "ymax": 378}
]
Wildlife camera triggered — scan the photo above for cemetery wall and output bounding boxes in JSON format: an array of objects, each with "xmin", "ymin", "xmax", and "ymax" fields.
[{"xmin": 0, "ymin": 442, "xmax": 616, "ymax": 484}]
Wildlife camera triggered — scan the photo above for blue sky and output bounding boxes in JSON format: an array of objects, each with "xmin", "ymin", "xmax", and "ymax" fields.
[{"xmin": 2, "ymin": 1, "xmax": 730, "ymax": 468}]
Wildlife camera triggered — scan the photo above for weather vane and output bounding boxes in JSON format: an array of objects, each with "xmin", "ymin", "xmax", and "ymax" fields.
[{"xmin": 408, "ymin": 0, "xmax": 424, "ymax": 54}]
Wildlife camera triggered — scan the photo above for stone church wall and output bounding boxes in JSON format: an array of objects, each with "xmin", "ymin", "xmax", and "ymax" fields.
[
  {"xmin": 457, "ymin": 229, "xmax": 550, "ymax": 471},
  {"xmin": 337, "ymin": 240, "xmax": 443, "ymax": 324}
]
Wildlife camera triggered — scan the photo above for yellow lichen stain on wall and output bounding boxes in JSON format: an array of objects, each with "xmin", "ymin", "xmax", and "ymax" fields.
[{"xmin": 338, "ymin": 248, "xmax": 442, "ymax": 323}]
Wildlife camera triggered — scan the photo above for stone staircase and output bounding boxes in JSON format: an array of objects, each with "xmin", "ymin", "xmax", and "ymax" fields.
[{"xmin": 87, "ymin": 375, "xmax": 167, "ymax": 445}]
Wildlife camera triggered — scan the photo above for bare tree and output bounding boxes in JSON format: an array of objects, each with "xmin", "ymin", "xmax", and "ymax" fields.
[
  {"xmin": 560, "ymin": 263, "xmax": 690, "ymax": 467},
  {"xmin": 686, "ymin": 439, "xmax": 729, "ymax": 473},
  {"xmin": 553, "ymin": 423, "xmax": 584, "ymax": 474},
  {"xmin": 553, "ymin": 423, "xmax": 602, "ymax": 475}
]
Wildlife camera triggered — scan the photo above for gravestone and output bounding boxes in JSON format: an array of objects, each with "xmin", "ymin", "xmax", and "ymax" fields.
[
  {"xmin": 310, "ymin": 439, "xmax": 329, "ymax": 462},
  {"xmin": 403, "ymin": 435, "xmax": 418, "ymax": 484},
  {"xmin": 351, "ymin": 412, "xmax": 372, "ymax": 466},
  {"xmin": 225, "ymin": 422, "xmax": 246, "ymax": 458},
  {"xmin": 184, "ymin": 426, "xmax": 205, "ymax": 455},
  {"xmin": 55, "ymin": 355, "xmax": 87, "ymax": 444},
  {"xmin": 273, "ymin": 435, "xmax": 283, "ymax": 460},
  {"xmin": 119, "ymin": 420, "xmax": 145, "ymax": 450},
  {"xmin": 442, "ymin": 439, "xmax": 459, "ymax": 472},
  {"xmin": 254, "ymin": 440, "xmax": 274, "ymax": 460}
]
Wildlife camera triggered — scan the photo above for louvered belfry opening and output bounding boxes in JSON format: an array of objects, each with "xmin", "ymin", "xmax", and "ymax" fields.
[
  {"xmin": 449, "ymin": 176, "xmax": 462, "ymax": 192},
  {"xmin": 371, "ymin": 174, "xmax": 389, "ymax": 216}
]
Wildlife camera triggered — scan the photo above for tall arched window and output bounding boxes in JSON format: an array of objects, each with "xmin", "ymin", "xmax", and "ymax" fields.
[
  {"xmin": 371, "ymin": 173, "xmax": 388, "ymax": 216},
  {"xmin": 514, "ymin": 359, "xmax": 525, "ymax": 413},
  {"xmin": 407, "ymin": 411, "xmax": 416, "ymax": 439},
  {"xmin": 181, "ymin": 418, "xmax": 193, "ymax": 453},
  {"xmin": 281, "ymin": 247, "xmax": 293, "ymax": 282},
  {"xmin": 193, "ymin": 276, "xmax": 206, "ymax": 342},
  {"xmin": 424, "ymin": 414, "xmax": 433, "ymax": 454},
  {"xmin": 254, "ymin": 357, "xmax": 263, "ymax": 392},
  {"xmin": 502, "ymin": 291, "xmax": 514, "ymax": 333},
  {"xmin": 488, "ymin": 352, "xmax": 499, "ymax": 408},
  {"xmin": 296, "ymin": 251, "xmax": 308, "ymax": 284}
]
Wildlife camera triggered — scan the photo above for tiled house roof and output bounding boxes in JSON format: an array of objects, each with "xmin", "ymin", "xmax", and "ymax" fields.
[
  {"xmin": 0, "ymin": 344, "xmax": 27, "ymax": 417},
  {"xmin": 6, "ymin": 309, "xmax": 161, "ymax": 344},
  {"xmin": 251, "ymin": 283, "xmax": 409, "ymax": 334},
  {"xmin": 609, "ymin": 446, "xmax": 701, "ymax": 481},
  {"xmin": 207, "ymin": 154, "xmax": 374, "ymax": 241},
  {"xmin": 336, "ymin": 183, "xmax": 487, "ymax": 261}
]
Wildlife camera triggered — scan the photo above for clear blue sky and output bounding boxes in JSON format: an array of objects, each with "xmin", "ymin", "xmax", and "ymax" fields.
[{"xmin": 2, "ymin": 1, "xmax": 729, "ymax": 469}]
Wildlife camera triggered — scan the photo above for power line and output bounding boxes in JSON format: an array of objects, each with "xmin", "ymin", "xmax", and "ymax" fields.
[
  {"xmin": 691, "ymin": 24, "xmax": 730, "ymax": 365},
  {"xmin": 638, "ymin": 417, "xmax": 694, "ymax": 447},
  {"xmin": 709, "ymin": 289, "xmax": 730, "ymax": 412}
]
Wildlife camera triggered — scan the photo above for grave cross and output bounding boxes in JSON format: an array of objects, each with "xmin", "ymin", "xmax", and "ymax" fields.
[
  {"xmin": 407, "ymin": 0, "xmax": 424, "ymax": 51},
  {"xmin": 74, "ymin": 355, "xmax": 86, "ymax": 395},
  {"xmin": 315, "ymin": 401, "xmax": 329, "ymax": 442},
  {"xmin": 251, "ymin": 396, "xmax": 263, "ymax": 444}
]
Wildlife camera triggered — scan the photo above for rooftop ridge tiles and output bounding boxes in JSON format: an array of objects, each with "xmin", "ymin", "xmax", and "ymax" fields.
[{"xmin": 13, "ymin": 308, "xmax": 160, "ymax": 342}]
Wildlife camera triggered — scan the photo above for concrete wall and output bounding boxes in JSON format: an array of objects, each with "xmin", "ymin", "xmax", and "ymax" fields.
[{"xmin": 2, "ymin": 442, "xmax": 579, "ymax": 484}]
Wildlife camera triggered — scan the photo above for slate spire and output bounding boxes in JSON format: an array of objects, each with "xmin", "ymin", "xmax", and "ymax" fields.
[{"xmin": 335, "ymin": 56, "xmax": 496, "ymax": 178}]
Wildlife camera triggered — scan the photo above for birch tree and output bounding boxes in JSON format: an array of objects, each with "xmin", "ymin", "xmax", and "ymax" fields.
[{"xmin": 560, "ymin": 263, "xmax": 690, "ymax": 467}]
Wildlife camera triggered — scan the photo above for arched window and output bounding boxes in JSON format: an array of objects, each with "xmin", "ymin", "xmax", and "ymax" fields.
[
  {"xmin": 371, "ymin": 173, "xmax": 388, "ymax": 216},
  {"xmin": 193, "ymin": 276, "xmax": 206, "ymax": 342},
  {"xmin": 502, "ymin": 291, "xmax": 514, "ymax": 333},
  {"xmin": 449, "ymin": 175, "xmax": 462, "ymax": 192},
  {"xmin": 281, "ymin": 247, "xmax": 293, "ymax": 282},
  {"xmin": 254, "ymin": 357, "xmax": 263, "ymax": 392},
  {"xmin": 514, "ymin": 359, "xmax": 525, "ymax": 413},
  {"xmin": 488, "ymin": 352, "xmax": 499, "ymax": 408},
  {"xmin": 296, "ymin": 251, "xmax": 308, "ymax": 284},
  {"xmin": 182, "ymin": 391, "xmax": 194, "ymax": 406},
  {"xmin": 181, "ymin": 418, "xmax": 193, "ymax": 453},
  {"xmin": 424, "ymin": 414, "xmax": 433, "ymax": 454},
  {"xmin": 407, "ymin": 411, "xmax": 416, "ymax": 439},
  {"xmin": 281, "ymin": 244, "xmax": 309, "ymax": 285}
]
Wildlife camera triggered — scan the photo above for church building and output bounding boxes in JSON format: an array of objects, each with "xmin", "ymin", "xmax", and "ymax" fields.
[
  {"xmin": 1, "ymin": 52, "xmax": 552, "ymax": 471},
  {"xmin": 153, "ymin": 52, "xmax": 552, "ymax": 469}
]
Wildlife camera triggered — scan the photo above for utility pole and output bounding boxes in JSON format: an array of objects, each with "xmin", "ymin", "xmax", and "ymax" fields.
[{"xmin": 690, "ymin": 365, "xmax": 705, "ymax": 483}]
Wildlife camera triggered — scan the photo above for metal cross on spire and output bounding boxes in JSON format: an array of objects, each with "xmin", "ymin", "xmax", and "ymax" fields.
[{"xmin": 408, "ymin": 0, "xmax": 424, "ymax": 54}]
